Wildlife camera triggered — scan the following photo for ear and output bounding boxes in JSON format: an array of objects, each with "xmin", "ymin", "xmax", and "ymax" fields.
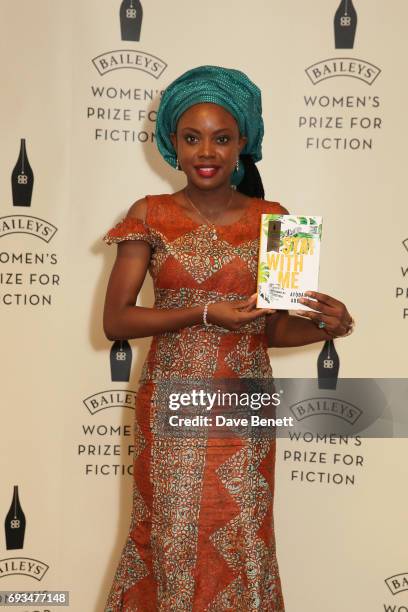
[
  {"xmin": 238, "ymin": 134, "xmax": 248, "ymax": 153},
  {"xmin": 170, "ymin": 132, "xmax": 177, "ymax": 151}
]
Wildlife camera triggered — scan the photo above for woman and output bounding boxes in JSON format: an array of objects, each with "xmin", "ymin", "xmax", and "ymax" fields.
[{"xmin": 103, "ymin": 65, "xmax": 353, "ymax": 611}]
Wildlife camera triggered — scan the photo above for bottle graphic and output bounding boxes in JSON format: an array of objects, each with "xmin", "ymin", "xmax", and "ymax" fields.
[
  {"xmin": 11, "ymin": 138, "xmax": 34, "ymax": 206},
  {"xmin": 317, "ymin": 340, "xmax": 340, "ymax": 389},
  {"xmin": 267, "ymin": 220, "xmax": 281, "ymax": 252},
  {"xmin": 334, "ymin": 0, "xmax": 357, "ymax": 49},
  {"xmin": 120, "ymin": 0, "xmax": 143, "ymax": 42},
  {"xmin": 110, "ymin": 340, "xmax": 132, "ymax": 382},
  {"xmin": 4, "ymin": 485, "xmax": 26, "ymax": 550}
]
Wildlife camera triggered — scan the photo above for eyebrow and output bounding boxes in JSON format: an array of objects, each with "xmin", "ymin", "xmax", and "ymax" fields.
[{"xmin": 179, "ymin": 127, "xmax": 233, "ymax": 134}]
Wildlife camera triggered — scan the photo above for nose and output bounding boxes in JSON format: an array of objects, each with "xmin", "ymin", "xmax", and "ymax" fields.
[{"xmin": 198, "ymin": 137, "xmax": 215, "ymax": 159}]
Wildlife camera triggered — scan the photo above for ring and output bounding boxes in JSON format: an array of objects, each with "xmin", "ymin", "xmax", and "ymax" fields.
[{"xmin": 317, "ymin": 320, "xmax": 326, "ymax": 329}]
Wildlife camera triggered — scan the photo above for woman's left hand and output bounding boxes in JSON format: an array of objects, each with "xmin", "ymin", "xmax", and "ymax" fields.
[{"xmin": 293, "ymin": 291, "xmax": 353, "ymax": 338}]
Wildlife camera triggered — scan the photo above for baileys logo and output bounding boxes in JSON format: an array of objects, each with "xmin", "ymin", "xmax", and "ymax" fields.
[
  {"xmin": 0, "ymin": 557, "xmax": 49, "ymax": 580},
  {"xmin": 92, "ymin": 50, "xmax": 167, "ymax": 78},
  {"xmin": 305, "ymin": 58, "xmax": 380, "ymax": 86},
  {"xmin": 83, "ymin": 390, "xmax": 137, "ymax": 415},
  {"xmin": 386, "ymin": 573, "xmax": 408, "ymax": 596},
  {"xmin": 290, "ymin": 397, "xmax": 362, "ymax": 424},
  {"xmin": 382, "ymin": 572, "xmax": 408, "ymax": 612},
  {"xmin": 91, "ymin": 2, "xmax": 167, "ymax": 78},
  {"xmin": 1, "ymin": 138, "xmax": 58, "ymax": 242},
  {"xmin": 305, "ymin": 1, "xmax": 381, "ymax": 85}
]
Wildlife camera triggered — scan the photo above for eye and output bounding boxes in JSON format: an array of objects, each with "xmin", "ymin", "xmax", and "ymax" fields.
[
  {"xmin": 217, "ymin": 135, "xmax": 230, "ymax": 144},
  {"xmin": 184, "ymin": 134, "xmax": 199, "ymax": 144}
]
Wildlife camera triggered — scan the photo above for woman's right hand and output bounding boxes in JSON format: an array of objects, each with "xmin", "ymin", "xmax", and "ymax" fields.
[{"xmin": 206, "ymin": 294, "xmax": 275, "ymax": 331}]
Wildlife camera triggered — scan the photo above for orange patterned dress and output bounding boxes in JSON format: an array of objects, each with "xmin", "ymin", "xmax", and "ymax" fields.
[{"xmin": 103, "ymin": 194, "xmax": 286, "ymax": 612}]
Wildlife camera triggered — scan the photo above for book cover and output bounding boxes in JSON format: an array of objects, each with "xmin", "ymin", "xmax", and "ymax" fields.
[{"xmin": 256, "ymin": 214, "xmax": 323, "ymax": 310}]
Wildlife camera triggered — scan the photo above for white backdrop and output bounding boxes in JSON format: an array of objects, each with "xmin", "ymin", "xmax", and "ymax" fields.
[{"xmin": 1, "ymin": 2, "xmax": 407, "ymax": 611}]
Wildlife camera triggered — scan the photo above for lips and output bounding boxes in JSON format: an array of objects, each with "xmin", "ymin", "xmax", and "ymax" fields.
[{"xmin": 195, "ymin": 166, "xmax": 220, "ymax": 178}]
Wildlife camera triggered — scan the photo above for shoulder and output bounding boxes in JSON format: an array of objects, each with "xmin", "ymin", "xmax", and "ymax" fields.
[
  {"xmin": 103, "ymin": 197, "xmax": 153, "ymax": 246},
  {"xmin": 257, "ymin": 199, "xmax": 289, "ymax": 215},
  {"xmin": 127, "ymin": 197, "xmax": 148, "ymax": 222},
  {"xmin": 126, "ymin": 194, "xmax": 172, "ymax": 223}
]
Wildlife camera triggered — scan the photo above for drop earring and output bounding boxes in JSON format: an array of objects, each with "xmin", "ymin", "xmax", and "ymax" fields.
[
  {"xmin": 236, "ymin": 158, "xmax": 240, "ymax": 171},
  {"xmin": 176, "ymin": 157, "xmax": 180, "ymax": 171}
]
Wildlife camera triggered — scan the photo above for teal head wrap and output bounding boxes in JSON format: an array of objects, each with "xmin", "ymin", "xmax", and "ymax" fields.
[{"xmin": 155, "ymin": 65, "xmax": 264, "ymax": 186}]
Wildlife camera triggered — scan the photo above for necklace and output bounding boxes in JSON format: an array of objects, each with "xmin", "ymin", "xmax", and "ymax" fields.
[{"xmin": 183, "ymin": 187, "xmax": 234, "ymax": 240}]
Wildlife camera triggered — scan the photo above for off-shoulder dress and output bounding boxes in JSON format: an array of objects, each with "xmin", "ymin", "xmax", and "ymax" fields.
[{"xmin": 103, "ymin": 193, "xmax": 286, "ymax": 612}]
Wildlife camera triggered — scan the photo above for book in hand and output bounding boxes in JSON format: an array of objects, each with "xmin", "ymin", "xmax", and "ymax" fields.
[{"xmin": 256, "ymin": 214, "xmax": 323, "ymax": 310}]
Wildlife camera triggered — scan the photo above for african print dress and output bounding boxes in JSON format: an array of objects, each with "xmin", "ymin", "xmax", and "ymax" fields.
[{"xmin": 103, "ymin": 194, "xmax": 286, "ymax": 612}]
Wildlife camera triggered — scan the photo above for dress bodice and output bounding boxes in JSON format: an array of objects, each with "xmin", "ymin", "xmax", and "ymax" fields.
[{"xmin": 104, "ymin": 194, "xmax": 286, "ymax": 381}]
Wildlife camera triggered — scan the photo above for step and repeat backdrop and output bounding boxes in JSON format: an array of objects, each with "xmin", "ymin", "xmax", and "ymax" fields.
[{"xmin": 1, "ymin": 1, "xmax": 407, "ymax": 611}]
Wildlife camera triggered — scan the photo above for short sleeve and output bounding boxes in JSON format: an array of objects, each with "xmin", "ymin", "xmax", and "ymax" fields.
[
  {"xmin": 103, "ymin": 216, "xmax": 154, "ymax": 247},
  {"xmin": 263, "ymin": 201, "xmax": 289, "ymax": 216}
]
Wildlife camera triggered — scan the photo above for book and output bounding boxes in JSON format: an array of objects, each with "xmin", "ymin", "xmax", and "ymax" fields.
[{"xmin": 256, "ymin": 214, "xmax": 323, "ymax": 310}]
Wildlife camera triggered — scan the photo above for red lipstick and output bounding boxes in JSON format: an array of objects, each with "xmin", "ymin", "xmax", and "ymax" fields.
[{"xmin": 195, "ymin": 166, "xmax": 219, "ymax": 178}]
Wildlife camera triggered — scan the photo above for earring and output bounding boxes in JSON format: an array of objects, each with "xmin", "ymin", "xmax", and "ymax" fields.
[
  {"xmin": 236, "ymin": 158, "xmax": 240, "ymax": 171},
  {"xmin": 176, "ymin": 157, "xmax": 180, "ymax": 171}
]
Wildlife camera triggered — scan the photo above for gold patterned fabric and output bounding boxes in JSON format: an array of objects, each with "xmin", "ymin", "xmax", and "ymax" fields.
[{"xmin": 103, "ymin": 194, "xmax": 286, "ymax": 611}]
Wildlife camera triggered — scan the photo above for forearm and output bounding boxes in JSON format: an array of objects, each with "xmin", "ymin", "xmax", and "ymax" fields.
[
  {"xmin": 104, "ymin": 304, "xmax": 204, "ymax": 340},
  {"xmin": 266, "ymin": 311, "xmax": 332, "ymax": 348}
]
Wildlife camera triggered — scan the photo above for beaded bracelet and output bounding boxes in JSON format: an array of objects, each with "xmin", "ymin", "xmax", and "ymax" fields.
[{"xmin": 203, "ymin": 302, "xmax": 214, "ymax": 327}]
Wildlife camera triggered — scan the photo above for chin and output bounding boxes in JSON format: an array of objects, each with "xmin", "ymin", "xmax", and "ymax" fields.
[{"xmin": 187, "ymin": 174, "xmax": 230, "ymax": 191}]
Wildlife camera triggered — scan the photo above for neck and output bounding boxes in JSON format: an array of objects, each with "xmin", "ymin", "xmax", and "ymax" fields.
[{"xmin": 184, "ymin": 182, "xmax": 234, "ymax": 213}]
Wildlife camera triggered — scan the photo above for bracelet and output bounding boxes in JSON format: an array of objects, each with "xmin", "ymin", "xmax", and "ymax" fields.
[{"xmin": 203, "ymin": 302, "xmax": 214, "ymax": 327}]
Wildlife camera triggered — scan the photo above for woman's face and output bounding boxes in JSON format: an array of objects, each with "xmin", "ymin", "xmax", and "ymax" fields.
[{"xmin": 170, "ymin": 103, "xmax": 247, "ymax": 191}]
